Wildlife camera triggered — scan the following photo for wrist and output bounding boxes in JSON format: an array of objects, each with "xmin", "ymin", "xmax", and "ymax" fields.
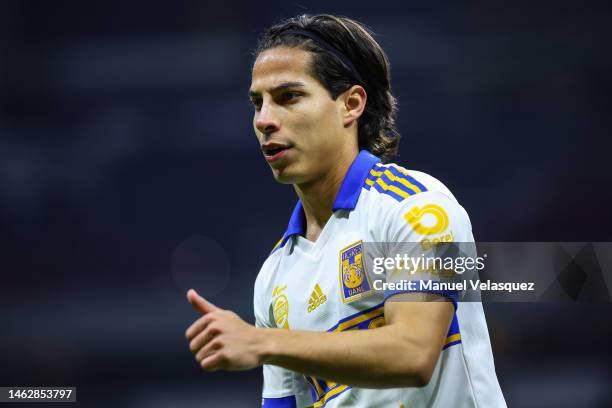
[{"xmin": 255, "ymin": 327, "xmax": 278, "ymax": 365}]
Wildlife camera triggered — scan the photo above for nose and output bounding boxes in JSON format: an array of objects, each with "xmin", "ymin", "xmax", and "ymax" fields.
[{"xmin": 255, "ymin": 100, "xmax": 280, "ymax": 135}]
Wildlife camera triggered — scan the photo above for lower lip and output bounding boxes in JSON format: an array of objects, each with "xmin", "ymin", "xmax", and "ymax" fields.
[{"xmin": 265, "ymin": 148, "xmax": 290, "ymax": 163}]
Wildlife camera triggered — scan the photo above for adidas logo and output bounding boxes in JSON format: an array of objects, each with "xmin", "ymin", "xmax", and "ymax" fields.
[{"xmin": 307, "ymin": 284, "xmax": 327, "ymax": 313}]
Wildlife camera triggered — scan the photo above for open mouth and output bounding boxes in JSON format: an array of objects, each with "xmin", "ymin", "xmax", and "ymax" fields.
[
  {"xmin": 264, "ymin": 146, "xmax": 288, "ymax": 156},
  {"xmin": 262, "ymin": 145, "xmax": 291, "ymax": 162}
]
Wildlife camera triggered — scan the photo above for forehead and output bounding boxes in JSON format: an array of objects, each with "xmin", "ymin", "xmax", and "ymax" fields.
[{"xmin": 250, "ymin": 47, "xmax": 316, "ymax": 92}]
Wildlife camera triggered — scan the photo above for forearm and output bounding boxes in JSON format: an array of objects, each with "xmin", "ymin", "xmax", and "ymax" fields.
[{"xmin": 259, "ymin": 325, "xmax": 436, "ymax": 388}]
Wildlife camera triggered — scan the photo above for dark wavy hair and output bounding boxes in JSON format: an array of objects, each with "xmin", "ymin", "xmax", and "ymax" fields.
[{"xmin": 253, "ymin": 14, "xmax": 400, "ymax": 162}]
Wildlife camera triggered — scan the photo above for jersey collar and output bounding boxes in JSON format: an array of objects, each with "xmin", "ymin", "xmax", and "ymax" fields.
[{"xmin": 279, "ymin": 150, "xmax": 380, "ymax": 247}]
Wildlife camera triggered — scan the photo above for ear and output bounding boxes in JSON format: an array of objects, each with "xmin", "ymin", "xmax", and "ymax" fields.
[{"xmin": 342, "ymin": 85, "xmax": 367, "ymax": 127}]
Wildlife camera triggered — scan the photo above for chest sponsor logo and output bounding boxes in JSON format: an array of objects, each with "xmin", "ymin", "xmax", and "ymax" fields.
[
  {"xmin": 339, "ymin": 240, "xmax": 372, "ymax": 303},
  {"xmin": 307, "ymin": 283, "xmax": 327, "ymax": 313},
  {"xmin": 272, "ymin": 285, "xmax": 289, "ymax": 329}
]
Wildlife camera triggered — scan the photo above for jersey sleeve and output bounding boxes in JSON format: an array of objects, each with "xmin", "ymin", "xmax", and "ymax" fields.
[
  {"xmin": 383, "ymin": 190, "xmax": 476, "ymax": 309},
  {"xmin": 254, "ymin": 273, "xmax": 313, "ymax": 408}
]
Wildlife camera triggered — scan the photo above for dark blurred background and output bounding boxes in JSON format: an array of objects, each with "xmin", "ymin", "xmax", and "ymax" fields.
[{"xmin": 1, "ymin": 1, "xmax": 611, "ymax": 407}]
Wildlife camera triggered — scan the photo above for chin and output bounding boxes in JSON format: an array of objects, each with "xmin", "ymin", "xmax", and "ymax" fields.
[
  {"xmin": 271, "ymin": 165, "xmax": 306, "ymax": 185},
  {"xmin": 272, "ymin": 170, "xmax": 298, "ymax": 184}
]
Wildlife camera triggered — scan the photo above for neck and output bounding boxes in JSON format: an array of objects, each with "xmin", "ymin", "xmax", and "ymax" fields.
[{"xmin": 295, "ymin": 150, "xmax": 358, "ymax": 242}]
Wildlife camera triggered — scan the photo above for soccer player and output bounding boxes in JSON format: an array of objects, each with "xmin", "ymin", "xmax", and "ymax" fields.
[{"xmin": 186, "ymin": 14, "xmax": 506, "ymax": 407}]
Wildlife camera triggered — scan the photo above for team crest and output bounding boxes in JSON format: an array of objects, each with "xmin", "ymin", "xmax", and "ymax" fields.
[{"xmin": 339, "ymin": 241, "xmax": 372, "ymax": 302}]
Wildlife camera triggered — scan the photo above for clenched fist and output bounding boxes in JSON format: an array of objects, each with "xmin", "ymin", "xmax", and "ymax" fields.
[{"xmin": 185, "ymin": 289, "xmax": 267, "ymax": 371}]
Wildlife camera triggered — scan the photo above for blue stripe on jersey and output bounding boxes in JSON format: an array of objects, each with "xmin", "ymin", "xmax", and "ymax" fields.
[
  {"xmin": 327, "ymin": 302, "xmax": 385, "ymax": 332},
  {"xmin": 443, "ymin": 312, "xmax": 462, "ymax": 349},
  {"xmin": 365, "ymin": 172, "xmax": 379, "ymax": 184},
  {"xmin": 448, "ymin": 312, "xmax": 460, "ymax": 336},
  {"xmin": 443, "ymin": 339, "xmax": 462, "ymax": 349},
  {"xmin": 302, "ymin": 303, "xmax": 383, "ymax": 405},
  {"xmin": 304, "ymin": 302, "xmax": 460, "ymax": 403},
  {"xmin": 363, "ymin": 164, "xmax": 427, "ymax": 202},
  {"xmin": 316, "ymin": 385, "xmax": 352, "ymax": 407},
  {"xmin": 302, "ymin": 376, "xmax": 352, "ymax": 408},
  {"xmin": 378, "ymin": 170, "xmax": 420, "ymax": 196},
  {"xmin": 384, "ymin": 288, "xmax": 462, "ymax": 350},
  {"xmin": 262, "ymin": 396, "xmax": 297, "ymax": 408},
  {"xmin": 405, "ymin": 172, "xmax": 428, "ymax": 192},
  {"xmin": 304, "ymin": 376, "xmax": 320, "ymax": 401},
  {"xmin": 383, "ymin": 164, "xmax": 428, "ymax": 193},
  {"xmin": 371, "ymin": 178, "xmax": 406, "ymax": 202}
]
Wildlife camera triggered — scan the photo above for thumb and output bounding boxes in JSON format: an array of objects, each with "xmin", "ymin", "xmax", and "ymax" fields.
[{"xmin": 187, "ymin": 289, "xmax": 221, "ymax": 314}]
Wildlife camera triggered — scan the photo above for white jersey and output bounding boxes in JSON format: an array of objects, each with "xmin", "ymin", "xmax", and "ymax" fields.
[{"xmin": 254, "ymin": 150, "xmax": 506, "ymax": 408}]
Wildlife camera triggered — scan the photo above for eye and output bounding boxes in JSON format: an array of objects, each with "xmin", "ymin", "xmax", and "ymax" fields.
[
  {"xmin": 279, "ymin": 91, "xmax": 301, "ymax": 104},
  {"xmin": 250, "ymin": 98, "xmax": 262, "ymax": 111}
]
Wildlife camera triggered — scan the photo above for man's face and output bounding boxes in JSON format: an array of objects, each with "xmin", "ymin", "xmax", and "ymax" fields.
[{"xmin": 249, "ymin": 47, "xmax": 350, "ymax": 185}]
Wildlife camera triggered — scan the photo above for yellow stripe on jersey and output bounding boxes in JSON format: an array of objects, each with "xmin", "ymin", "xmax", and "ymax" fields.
[
  {"xmin": 384, "ymin": 167, "xmax": 424, "ymax": 193},
  {"xmin": 332, "ymin": 305, "xmax": 385, "ymax": 332},
  {"xmin": 367, "ymin": 167, "xmax": 424, "ymax": 194},
  {"xmin": 376, "ymin": 177, "xmax": 412, "ymax": 199},
  {"xmin": 313, "ymin": 385, "xmax": 351, "ymax": 408},
  {"xmin": 444, "ymin": 333, "xmax": 461, "ymax": 346},
  {"xmin": 270, "ymin": 237, "xmax": 283, "ymax": 253},
  {"xmin": 305, "ymin": 375, "xmax": 325, "ymax": 399},
  {"xmin": 304, "ymin": 306, "xmax": 383, "ymax": 405}
]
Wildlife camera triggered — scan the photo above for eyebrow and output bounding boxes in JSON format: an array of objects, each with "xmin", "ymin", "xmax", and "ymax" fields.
[{"xmin": 249, "ymin": 81, "xmax": 305, "ymax": 98}]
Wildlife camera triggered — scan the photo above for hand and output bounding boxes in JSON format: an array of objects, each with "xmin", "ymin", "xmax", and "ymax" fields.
[{"xmin": 185, "ymin": 289, "xmax": 266, "ymax": 371}]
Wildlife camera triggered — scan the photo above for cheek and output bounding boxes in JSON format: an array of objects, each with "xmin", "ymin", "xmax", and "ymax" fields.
[
  {"xmin": 252, "ymin": 116, "xmax": 263, "ymax": 142},
  {"xmin": 309, "ymin": 105, "xmax": 343, "ymax": 145}
]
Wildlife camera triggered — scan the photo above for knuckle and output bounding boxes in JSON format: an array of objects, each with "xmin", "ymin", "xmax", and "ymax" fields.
[
  {"xmin": 201, "ymin": 358, "xmax": 215, "ymax": 371},
  {"xmin": 210, "ymin": 338, "xmax": 223, "ymax": 350},
  {"xmin": 208, "ymin": 323, "xmax": 221, "ymax": 335}
]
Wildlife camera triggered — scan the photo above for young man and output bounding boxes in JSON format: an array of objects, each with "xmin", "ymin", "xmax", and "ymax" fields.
[{"xmin": 186, "ymin": 14, "xmax": 506, "ymax": 407}]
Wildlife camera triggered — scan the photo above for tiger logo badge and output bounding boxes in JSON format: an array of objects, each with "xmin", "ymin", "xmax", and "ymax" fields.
[{"xmin": 339, "ymin": 241, "xmax": 372, "ymax": 302}]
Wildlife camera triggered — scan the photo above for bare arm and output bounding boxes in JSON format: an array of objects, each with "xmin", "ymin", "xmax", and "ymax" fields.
[
  {"xmin": 260, "ymin": 292, "xmax": 453, "ymax": 388},
  {"xmin": 186, "ymin": 290, "xmax": 454, "ymax": 388}
]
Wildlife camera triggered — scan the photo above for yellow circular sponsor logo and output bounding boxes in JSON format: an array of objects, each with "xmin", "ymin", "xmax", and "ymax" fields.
[
  {"xmin": 273, "ymin": 294, "xmax": 289, "ymax": 328},
  {"xmin": 343, "ymin": 264, "xmax": 364, "ymax": 288},
  {"xmin": 404, "ymin": 204, "xmax": 449, "ymax": 235}
]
